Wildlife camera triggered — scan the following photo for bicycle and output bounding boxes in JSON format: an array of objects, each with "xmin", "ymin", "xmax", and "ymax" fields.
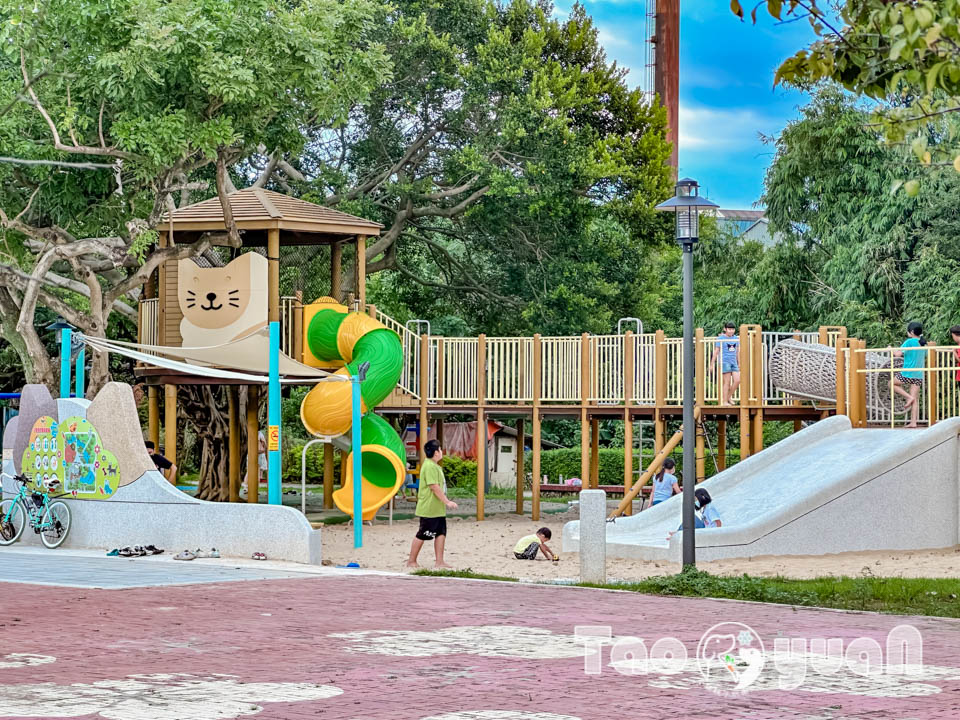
[{"xmin": 0, "ymin": 473, "xmax": 72, "ymax": 549}]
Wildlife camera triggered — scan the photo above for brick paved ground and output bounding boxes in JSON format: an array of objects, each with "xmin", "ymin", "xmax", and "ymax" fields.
[{"xmin": 0, "ymin": 555, "xmax": 958, "ymax": 719}]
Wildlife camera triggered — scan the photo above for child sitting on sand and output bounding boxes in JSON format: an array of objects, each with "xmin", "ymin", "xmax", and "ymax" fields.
[{"xmin": 513, "ymin": 527, "xmax": 558, "ymax": 562}]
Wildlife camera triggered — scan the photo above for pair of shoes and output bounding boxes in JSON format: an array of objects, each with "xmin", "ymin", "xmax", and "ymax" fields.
[
  {"xmin": 144, "ymin": 545, "xmax": 164, "ymax": 555},
  {"xmin": 174, "ymin": 550, "xmax": 196, "ymax": 561},
  {"xmin": 106, "ymin": 548, "xmax": 120, "ymax": 557},
  {"xmin": 251, "ymin": 552, "xmax": 267, "ymax": 561},
  {"xmin": 119, "ymin": 546, "xmax": 147, "ymax": 557},
  {"xmin": 193, "ymin": 548, "xmax": 220, "ymax": 559}
]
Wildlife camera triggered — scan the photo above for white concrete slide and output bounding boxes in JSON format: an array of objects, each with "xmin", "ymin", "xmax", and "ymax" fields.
[{"xmin": 563, "ymin": 415, "xmax": 960, "ymax": 563}]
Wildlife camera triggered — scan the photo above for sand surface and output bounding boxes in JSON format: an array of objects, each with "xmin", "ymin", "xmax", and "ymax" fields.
[{"xmin": 321, "ymin": 505, "xmax": 960, "ymax": 581}]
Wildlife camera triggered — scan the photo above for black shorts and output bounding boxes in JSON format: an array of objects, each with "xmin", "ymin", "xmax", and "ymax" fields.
[
  {"xmin": 895, "ymin": 372, "xmax": 922, "ymax": 386},
  {"xmin": 514, "ymin": 542, "xmax": 539, "ymax": 560},
  {"xmin": 416, "ymin": 516, "xmax": 447, "ymax": 541}
]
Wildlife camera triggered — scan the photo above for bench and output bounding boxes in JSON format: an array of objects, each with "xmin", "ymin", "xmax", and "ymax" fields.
[{"xmin": 539, "ymin": 483, "xmax": 652, "ymax": 509}]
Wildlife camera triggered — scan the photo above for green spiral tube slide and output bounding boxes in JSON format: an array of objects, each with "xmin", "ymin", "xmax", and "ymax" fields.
[{"xmin": 299, "ymin": 299, "xmax": 406, "ymax": 518}]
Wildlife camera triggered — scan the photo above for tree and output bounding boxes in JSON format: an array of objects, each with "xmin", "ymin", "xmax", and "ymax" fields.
[
  {"xmin": 287, "ymin": 0, "xmax": 673, "ymax": 334},
  {"xmin": 734, "ymin": 0, "xmax": 960, "ymax": 177},
  {"xmin": 0, "ymin": 0, "xmax": 388, "ymax": 390},
  {"xmin": 0, "ymin": 0, "xmax": 389, "ymax": 498},
  {"xmin": 759, "ymin": 87, "xmax": 960, "ymax": 343}
]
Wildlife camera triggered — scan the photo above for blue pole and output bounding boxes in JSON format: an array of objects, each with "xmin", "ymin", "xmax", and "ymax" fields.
[
  {"xmin": 267, "ymin": 321, "xmax": 282, "ymax": 505},
  {"xmin": 352, "ymin": 374, "xmax": 363, "ymax": 549},
  {"xmin": 75, "ymin": 347, "xmax": 85, "ymax": 399},
  {"xmin": 59, "ymin": 328, "xmax": 72, "ymax": 399}
]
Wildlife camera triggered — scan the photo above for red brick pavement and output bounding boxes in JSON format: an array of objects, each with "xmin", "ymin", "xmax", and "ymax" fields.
[{"xmin": 0, "ymin": 574, "xmax": 959, "ymax": 719}]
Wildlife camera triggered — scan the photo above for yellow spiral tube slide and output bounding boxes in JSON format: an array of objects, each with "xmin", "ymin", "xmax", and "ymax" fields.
[{"xmin": 299, "ymin": 298, "xmax": 407, "ymax": 520}]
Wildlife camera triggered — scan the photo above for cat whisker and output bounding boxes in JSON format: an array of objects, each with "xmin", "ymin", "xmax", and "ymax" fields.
[
  {"xmin": 186, "ymin": 290, "xmax": 196, "ymax": 296},
  {"xmin": 228, "ymin": 303, "xmax": 240, "ymax": 308}
]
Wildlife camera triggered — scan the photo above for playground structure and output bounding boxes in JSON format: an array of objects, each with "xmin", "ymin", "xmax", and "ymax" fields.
[
  {"xmin": 123, "ymin": 189, "xmax": 960, "ymax": 527},
  {"xmin": 563, "ymin": 416, "xmax": 960, "ymax": 562}
]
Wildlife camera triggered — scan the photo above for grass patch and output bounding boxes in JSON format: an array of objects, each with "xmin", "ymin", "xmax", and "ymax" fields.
[
  {"xmin": 599, "ymin": 568, "xmax": 960, "ymax": 617},
  {"xmin": 409, "ymin": 566, "xmax": 960, "ymax": 618},
  {"xmin": 414, "ymin": 569, "xmax": 518, "ymax": 582}
]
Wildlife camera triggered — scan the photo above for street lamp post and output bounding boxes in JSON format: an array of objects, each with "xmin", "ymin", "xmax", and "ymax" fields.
[{"xmin": 655, "ymin": 178, "xmax": 718, "ymax": 568}]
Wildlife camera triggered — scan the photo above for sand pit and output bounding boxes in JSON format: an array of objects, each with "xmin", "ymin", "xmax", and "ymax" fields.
[{"xmin": 320, "ymin": 506, "xmax": 960, "ymax": 581}]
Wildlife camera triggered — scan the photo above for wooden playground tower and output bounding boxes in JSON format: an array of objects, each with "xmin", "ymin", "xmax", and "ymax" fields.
[{"xmin": 136, "ymin": 191, "xmax": 960, "ymax": 521}]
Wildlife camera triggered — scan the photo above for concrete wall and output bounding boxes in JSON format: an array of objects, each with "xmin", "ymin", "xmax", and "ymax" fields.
[{"xmin": 2, "ymin": 383, "xmax": 321, "ymax": 564}]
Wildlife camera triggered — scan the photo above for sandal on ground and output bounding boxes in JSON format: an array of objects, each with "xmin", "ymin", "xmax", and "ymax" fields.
[
  {"xmin": 194, "ymin": 548, "xmax": 220, "ymax": 559},
  {"xmin": 106, "ymin": 548, "xmax": 120, "ymax": 557},
  {"xmin": 118, "ymin": 546, "xmax": 135, "ymax": 557},
  {"xmin": 251, "ymin": 552, "xmax": 267, "ymax": 561},
  {"xmin": 173, "ymin": 550, "xmax": 196, "ymax": 561},
  {"xmin": 144, "ymin": 545, "xmax": 164, "ymax": 555}
]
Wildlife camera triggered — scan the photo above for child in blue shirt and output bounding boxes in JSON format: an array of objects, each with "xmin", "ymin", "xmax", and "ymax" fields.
[
  {"xmin": 648, "ymin": 458, "xmax": 681, "ymax": 509},
  {"xmin": 893, "ymin": 322, "xmax": 927, "ymax": 428},
  {"xmin": 667, "ymin": 488, "xmax": 722, "ymax": 540},
  {"xmin": 710, "ymin": 322, "xmax": 741, "ymax": 406}
]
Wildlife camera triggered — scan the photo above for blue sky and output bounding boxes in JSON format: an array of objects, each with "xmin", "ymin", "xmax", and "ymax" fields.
[{"xmin": 554, "ymin": 2, "xmax": 817, "ymax": 209}]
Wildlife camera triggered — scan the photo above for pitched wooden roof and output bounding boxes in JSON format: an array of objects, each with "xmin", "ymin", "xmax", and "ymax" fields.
[{"xmin": 157, "ymin": 188, "xmax": 382, "ymax": 236}]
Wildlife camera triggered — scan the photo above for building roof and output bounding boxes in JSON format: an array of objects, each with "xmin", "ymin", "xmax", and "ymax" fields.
[
  {"xmin": 715, "ymin": 209, "xmax": 766, "ymax": 222},
  {"xmin": 157, "ymin": 187, "xmax": 382, "ymax": 242}
]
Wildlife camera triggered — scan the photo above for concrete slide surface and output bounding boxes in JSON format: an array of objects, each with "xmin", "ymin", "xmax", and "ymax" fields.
[{"xmin": 563, "ymin": 415, "xmax": 960, "ymax": 563}]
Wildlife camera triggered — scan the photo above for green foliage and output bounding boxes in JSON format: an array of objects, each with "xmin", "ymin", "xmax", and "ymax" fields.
[
  {"xmin": 735, "ymin": 0, "xmax": 960, "ymax": 178},
  {"xmin": 439, "ymin": 455, "xmax": 479, "ymax": 488},
  {"xmin": 344, "ymin": 0, "xmax": 674, "ymax": 337},
  {"xmin": 762, "ymin": 88, "xmax": 960, "ymax": 345}
]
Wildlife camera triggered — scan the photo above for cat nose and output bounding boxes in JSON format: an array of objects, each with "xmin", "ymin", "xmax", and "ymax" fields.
[{"xmin": 206, "ymin": 292, "xmax": 217, "ymax": 301}]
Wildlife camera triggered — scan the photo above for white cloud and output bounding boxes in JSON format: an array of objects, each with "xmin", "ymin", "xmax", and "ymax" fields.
[
  {"xmin": 678, "ymin": 103, "xmax": 783, "ymax": 151},
  {"xmin": 0, "ymin": 674, "xmax": 342, "ymax": 720}
]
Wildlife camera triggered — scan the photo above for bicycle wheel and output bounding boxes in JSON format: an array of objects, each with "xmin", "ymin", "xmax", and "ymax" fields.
[
  {"xmin": 0, "ymin": 499, "xmax": 26, "ymax": 545},
  {"xmin": 39, "ymin": 501, "xmax": 71, "ymax": 549}
]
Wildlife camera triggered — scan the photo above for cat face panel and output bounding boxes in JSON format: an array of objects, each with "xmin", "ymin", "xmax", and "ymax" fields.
[{"xmin": 177, "ymin": 252, "xmax": 265, "ymax": 330}]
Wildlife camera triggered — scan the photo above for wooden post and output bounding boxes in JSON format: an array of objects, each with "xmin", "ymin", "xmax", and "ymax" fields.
[
  {"xmin": 436, "ymin": 418, "xmax": 444, "ymax": 448},
  {"xmin": 654, "ymin": 329, "xmax": 666, "ymax": 454},
  {"xmin": 580, "ymin": 332, "xmax": 590, "ymax": 485},
  {"xmin": 367, "ymin": 303, "xmax": 377, "ymax": 319},
  {"xmin": 835, "ymin": 337, "xmax": 848, "ymax": 417},
  {"xmin": 476, "ymin": 333, "xmax": 486, "ymax": 521},
  {"xmin": 355, "ymin": 235, "xmax": 367, "ymax": 309},
  {"xmin": 623, "ymin": 330, "xmax": 634, "ymax": 515},
  {"xmin": 268, "ymin": 227, "xmax": 280, "ymax": 323},
  {"xmin": 228, "ymin": 386, "xmax": 240, "ymax": 502},
  {"xmin": 323, "ymin": 443, "xmax": 334, "ymax": 509},
  {"xmin": 419, "ymin": 333, "xmax": 430, "ymax": 466},
  {"xmin": 752, "ymin": 408, "xmax": 764, "ymax": 455},
  {"xmin": 818, "ymin": 326, "xmax": 829, "ymax": 345},
  {"xmin": 247, "ymin": 385, "xmax": 259, "ymax": 503},
  {"xmin": 793, "ymin": 419, "xmax": 803, "ymax": 433},
  {"xmin": 515, "ymin": 418, "xmax": 525, "ymax": 515},
  {"xmin": 532, "ymin": 334, "xmax": 542, "ymax": 521},
  {"xmin": 738, "ymin": 324, "xmax": 751, "ymax": 461},
  {"xmin": 929, "ymin": 347, "xmax": 939, "ymax": 426},
  {"xmin": 147, "ymin": 386, "xmax": 160, "ymax": 447},
  {"xmin": 331, "ymin": 242, "xmax": 343, "ymax": 301},
  {"xmin": 717, "ymin": 420, "xmax": 726, "ymax": 471},
  {"xmin": 590, "ymin": 418, "xmax": 600, "ymax": 489},
  {"xmin": 293, "ymin": 290, "xmax": 303, "ymax": 362},
  {"xmin": 163, "ymin": 384, "xmax": 177, "ymax": 484}
]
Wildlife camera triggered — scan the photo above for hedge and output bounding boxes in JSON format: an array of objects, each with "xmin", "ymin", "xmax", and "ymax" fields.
[{"xmin": 283, "ymin": 443, "xmax": 738, "ymax": 489}]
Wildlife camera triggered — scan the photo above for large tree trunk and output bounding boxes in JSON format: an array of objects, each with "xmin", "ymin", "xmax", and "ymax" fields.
[{"xmin": 180, "ymin": 385, "xmax": 237, "ymax": 501}]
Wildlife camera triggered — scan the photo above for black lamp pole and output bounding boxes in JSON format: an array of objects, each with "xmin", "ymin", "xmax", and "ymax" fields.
[{"xmin": 656, "ymin": 178, "xmax": 718, "ymax": 568}]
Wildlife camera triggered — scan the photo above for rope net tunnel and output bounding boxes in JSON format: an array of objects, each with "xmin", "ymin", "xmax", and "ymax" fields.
[{"xmin": 769, "ymin": 339, "xmax": 907, "ymax": 417}]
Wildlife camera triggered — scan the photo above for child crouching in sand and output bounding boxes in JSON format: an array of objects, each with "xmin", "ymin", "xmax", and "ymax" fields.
[{"xmin": 513, "ymin": 527, "xmax": 558, "ymax": 562}]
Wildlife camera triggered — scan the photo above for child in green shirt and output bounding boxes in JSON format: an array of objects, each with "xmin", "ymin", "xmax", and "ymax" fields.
[
  {"xmin": 406, "ymin": 440, "xmax": 458, "ymax": 569},
  {"xmin": 513, "ymin": 527, "xmax": 558, "ymax": 562}
]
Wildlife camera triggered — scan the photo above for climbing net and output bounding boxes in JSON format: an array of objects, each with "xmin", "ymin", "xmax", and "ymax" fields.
[{"xmin": 769, "ymin": 339, "xmax": 906, "ymax": 417}]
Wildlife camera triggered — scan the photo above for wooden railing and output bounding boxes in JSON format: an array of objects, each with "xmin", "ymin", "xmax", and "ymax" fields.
[{"xmin": 138, "ymin": 298, "xmax": 159, "ymax": 350}]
